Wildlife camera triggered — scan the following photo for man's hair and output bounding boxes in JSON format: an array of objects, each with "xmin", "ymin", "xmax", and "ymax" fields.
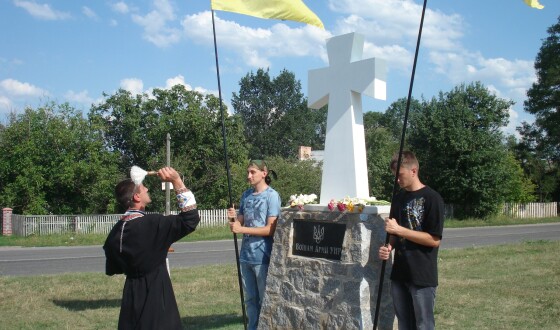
[
  {"xmin": 248, "ymin": 159, "xmax": 277, "ymax": 185},
  {"xmin": 115, "ymin": 179, "xmax": 136, "ymax": 212},
  {"xmin": 248, "ymin": 159, "xmax": 268, "ymax": 172},
  {"xmin": 390, "ymin": 150, "xmax": 419, "ymax": 171}
]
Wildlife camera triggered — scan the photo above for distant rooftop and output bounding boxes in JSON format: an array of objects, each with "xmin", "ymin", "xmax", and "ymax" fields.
[{"xmin": 298, "ymin": 146, "xmax": 324, "ymax": 164}]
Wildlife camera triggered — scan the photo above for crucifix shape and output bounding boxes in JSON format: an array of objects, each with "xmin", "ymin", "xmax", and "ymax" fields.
[{"xmin": 308, "ymin": 32, "xmax": 387, "ymax": 205}]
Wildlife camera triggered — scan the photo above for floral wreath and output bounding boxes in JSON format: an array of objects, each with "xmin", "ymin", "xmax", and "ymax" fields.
[{"xmin": 288, "ymin": 194, "xmax": 390, "ymax": 212}]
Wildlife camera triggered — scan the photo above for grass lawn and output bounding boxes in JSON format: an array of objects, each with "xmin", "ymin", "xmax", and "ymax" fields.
[
  {"xmin": 1, "ymin": 216, "xmax": 558, "ymax": 248},
  {"xmin": 1, "ymin": 240, "xmax": 559, "ymax": 329},
  {"xmin": 0, "ymin": 226, "xmax": 235, "ymax": 248}
]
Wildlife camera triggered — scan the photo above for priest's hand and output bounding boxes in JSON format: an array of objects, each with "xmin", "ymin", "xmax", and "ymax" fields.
[{"xmin": 157, "ymin": 167, "xmax": 185, "ymax": 189}]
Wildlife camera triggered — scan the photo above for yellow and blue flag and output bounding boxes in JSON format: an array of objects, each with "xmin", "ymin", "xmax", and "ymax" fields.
[
  {"xmin": 524, "ymin": 0, "xmax": 544, "ymax": 9},
  {"xmin": 211, "ymin": 0, "xmax": 324, "ymax": 29}
]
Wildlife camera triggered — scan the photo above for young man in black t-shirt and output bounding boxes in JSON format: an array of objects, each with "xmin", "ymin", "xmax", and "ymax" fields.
[{"xmin": 379, "ymin": 151, "xmax": 444, "ymax": 330}]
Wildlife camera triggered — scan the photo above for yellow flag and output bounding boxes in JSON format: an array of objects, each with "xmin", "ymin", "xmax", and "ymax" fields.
[
  {"xmin": 524, "ymin": 0, "xmax": 544, "ymax": 9},
  {"xmin": 211, "ymin": 0, "xmax": 324, "ymax": 29}
]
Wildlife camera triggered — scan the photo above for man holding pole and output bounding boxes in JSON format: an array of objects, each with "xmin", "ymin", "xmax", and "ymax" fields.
[
  {"xmin": 227, "ymin": 160, "xmax": 281, "ymax": 330},
  {"xmin": 378, "ymin": 151, "xmax": 444, "ymax": 330}
]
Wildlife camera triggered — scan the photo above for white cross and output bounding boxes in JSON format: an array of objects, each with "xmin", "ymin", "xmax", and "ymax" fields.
[{"xmin": 308, "ymin": 32, "xmax": 387, "ymax": 204}]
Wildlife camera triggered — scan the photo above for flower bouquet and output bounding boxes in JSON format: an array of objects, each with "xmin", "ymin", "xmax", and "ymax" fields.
[
  {"xmin": 288, "ymin": 193, "xmax": 390, "ymax": 212},
  {"xmin": 288, "ymin": 194, "xmax": 318, "ymax": 210}
]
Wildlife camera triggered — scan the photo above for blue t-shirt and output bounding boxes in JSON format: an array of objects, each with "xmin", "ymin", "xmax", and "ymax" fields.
[{"xmin": 238, "ymin": 186, "xmax": 281, "ymax": 264}]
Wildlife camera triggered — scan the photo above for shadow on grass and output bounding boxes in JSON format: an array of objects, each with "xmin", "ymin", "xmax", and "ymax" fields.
[
  {"xmin": 52, "ymin": 299, "xmax": 121, "ymax": 310},
  {"xmin": 183, "ymin": 314, "xmax": 243, "ymax": 329}
]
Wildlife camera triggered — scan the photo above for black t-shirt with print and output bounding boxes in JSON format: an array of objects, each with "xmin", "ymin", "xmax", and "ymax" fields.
[{"xmin": 389, "ymin": 185, "xmax": 444, "ymax": 287}]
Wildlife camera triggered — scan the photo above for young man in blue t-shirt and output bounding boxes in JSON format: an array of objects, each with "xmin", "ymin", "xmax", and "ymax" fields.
[{"xmin": 227, "ymin": 160, "xmax": 281, "ymax": 330}]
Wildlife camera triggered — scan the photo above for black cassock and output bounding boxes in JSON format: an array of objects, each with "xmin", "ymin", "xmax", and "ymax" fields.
[{"xmin": 103, "ymin": 210, "xmax": 200, "ymax": 330}]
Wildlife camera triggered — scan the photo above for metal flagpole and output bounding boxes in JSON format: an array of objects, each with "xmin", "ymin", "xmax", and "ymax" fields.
[
  {"xmin": 373, "ymin": 0, "xmax": 429, "ymax": 328},
  {"xmin": 211, "ymin": 9, "xmax": 248, "ymax": 330}
]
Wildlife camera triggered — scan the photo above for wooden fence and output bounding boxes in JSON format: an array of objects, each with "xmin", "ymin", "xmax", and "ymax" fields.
[
  {"xmin": 502, "ymin": 202, "xmax": 558, "ymax": 218},
  {"xmin": 9, "ymin": 209, "xmax": 229, "ymax": 237},
  {"xmin": 3, "ymin": 203, "xmax": 558, "ymax": 237}
]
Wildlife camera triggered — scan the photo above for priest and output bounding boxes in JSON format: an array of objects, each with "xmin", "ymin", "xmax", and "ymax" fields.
[{"xmin": 104, "ymin": 166, "xmax": 200, "ymax": 329}]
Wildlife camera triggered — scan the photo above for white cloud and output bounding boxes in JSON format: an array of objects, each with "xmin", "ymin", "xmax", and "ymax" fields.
[
  {"xmin": 505, "ymin": 106, "xmax": 521, "ymax": 137},
  {"xmin": 0, "ymin": 95, "xmax": 12, "ymax": 110},
  {"xmin": 131, "ymin": 0, "xmax": 181, "ymax": 47},
  {"xmin": 1, "ymin": 78, "xmax": 48, "ymax": 97},
  {"xmin": 117, "ymin": 75, "xmax": 216, "ymax": 100},
  {"xmin": 0, "ymin": 57, "xmax": 24, "ymax": 69},
  {"xmin": 82, "ymin": 6, "xmax": 98, "ymax": 20},
  {"xmin": 165, "ymin": 75, "xmax": 191, "ymax": 90},
  {"xmin": 111, "ymin": 1, "xmax": 130, "ymax": 14},
  {"xmin": 164, "ymin": 75, "xmax": 215, "ymax": 95},
  {"xmin": 109, "ymin": 19, "xmax": 118, "ymax": 27},
  {"xmin": 428, "ymin": 50, "xmax": 535, "ymax": 101},
  {"xmin": 13, "ymin": 0, "xmax": 71, "ymax": 20},
  {"xmin": 327, "ymin": 0, "xmax": 537, "ymax": 131},
  {"xmin": 120, "ymin": 78, "xmax": 144, "ymax": 95},
  {"xmin": 327, "ymin": 0, "xmax": 464, "ymax": 72},
  {"xmin": 0, "ymin": 79, "xmax": 50, "ymax": 114},
  {"xmin": 182, "ymin": 11, "xmax": 329, "ymax": 69},
  {"xmin": 64, "ymin": 90, "xmax": 94, "ymax": 105}
]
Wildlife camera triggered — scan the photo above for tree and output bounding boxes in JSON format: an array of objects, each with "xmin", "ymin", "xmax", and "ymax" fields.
[
  {"xmin": 524, "ymin": 16, "xmax": 560, "ymax": 162},
  {"xmin": 363, "ymin": 98, "xmax": 426, "ymax": 200},
  {"xmin": 268, "ymin": 156, "xmax": 322, "ymax": 205},
  {"xmin": 408, "ymin": 82, "xmax": 532, "ymax": 218},
  {"xmin": 232, "ymin": 68, "xmax": 327, "ymax": 159},
  {"xmin": 89, "ymin": 85, "xmax": 249, "ymax": 210},
  {"xmin": 363, "ymin": 111, "xmax": 399, "ymax": 200},
  {"xmin": 518, "ymin": 16, "xmax": 560, "ymax": 202},
  {"xmin": 514, "ymin": 123, "xmax": 559, "ymax": 202},
  {"xmin": 0, "ymin": 103, "xmax": 121, "ymax": 214}
]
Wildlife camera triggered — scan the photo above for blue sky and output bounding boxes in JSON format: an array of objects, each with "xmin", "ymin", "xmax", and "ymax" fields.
[{"xmin": 1, "ymin": 0, "xmax": 558, "ymax": 136}]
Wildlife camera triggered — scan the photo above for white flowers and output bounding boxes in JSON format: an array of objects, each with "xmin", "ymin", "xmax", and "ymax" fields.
[
  {"xmin": 288, "ymin": 193, "xmax": 389, "ymax": 212},
  {"xmin": 329, "ymin": 196, "xmax": 381, "ymax": 212},
  {"xmin": 288, "ymin": 194, "xmax": 318, "ymax": 209}
]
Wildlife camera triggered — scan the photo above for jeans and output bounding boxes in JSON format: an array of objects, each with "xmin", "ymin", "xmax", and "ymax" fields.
[
  {"xmin": 240, "ymin": 263, "xmax": 269, "ymax": 330},
  {"xmin": 391, "ymin": 280, "xmax": 437, "ymax": 330}
]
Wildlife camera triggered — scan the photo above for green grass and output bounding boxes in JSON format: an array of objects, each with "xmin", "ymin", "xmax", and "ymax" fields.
[
  {"xmin": 1, "ymin": 241, "xmax": 559, "ymax": 329},
  {"xmin": 436, "ymin": 240, "xmax": 560, "ymax": 329},
  {"xmin": 439, "ymin": 216, "xmax": 559, "ymax": 228},
  {"xmin": 2, "ymin": 216, "xmax": 559, "ymax": 247},
  {"xmin": 0, "ymin": 264, "xmax": 242, "ymax": 330},
  {"xmin": 0, "ymin": 226, "xmax": 234, "ymax": 247}
]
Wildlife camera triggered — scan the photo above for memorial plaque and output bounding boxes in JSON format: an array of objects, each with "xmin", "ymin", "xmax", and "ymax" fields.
[{"xmin": 292, "ymin": 219, "xmax": 345, "ymax": 260}]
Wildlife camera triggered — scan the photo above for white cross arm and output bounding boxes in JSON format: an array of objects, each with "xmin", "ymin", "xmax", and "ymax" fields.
[
  {"xmin": 308, "ymin": 67, "xmax": 330, "ymax": 109},
  {"xmin": 308, "ymin": 51, "xmax": 387, "ymax": 110},
  {"xmin": 349, "ymin": 58, "xmax": 387, "ymax": 101}
]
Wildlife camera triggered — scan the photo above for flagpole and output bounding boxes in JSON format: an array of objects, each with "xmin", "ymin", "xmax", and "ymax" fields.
[
  {"xmin": 373, "ymin": 0, "xmax": 428, "ymax": 329},
  {"xmin": 211, "ymin": 9, "xmax": 248, "ymax": 330}
]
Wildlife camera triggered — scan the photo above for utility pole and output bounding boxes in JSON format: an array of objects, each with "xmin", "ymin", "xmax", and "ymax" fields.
[{"xmin": 165, "ymin": 133, "xmax": 171, "ymax": 215}]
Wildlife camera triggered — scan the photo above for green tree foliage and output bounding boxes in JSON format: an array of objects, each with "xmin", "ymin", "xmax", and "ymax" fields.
[
  {"xmin": 0, "ymin": 103, "xmax": 121, "ymax": 214},
  {"xmin": 524, "ymin": 16, "xmax": 560, "ymax": 161},
  {"xmin": 232, "ymin": 68, "xmax": 327, "ymax": 159},
  {"xmin": 363, "ymin": 111, "xmax": 399, "ymax": 200},
  {"xmin": 407, "ymin": 82, "xmax": 532, "ymax": 218},
  {"xmin": 501, "ymin": 152, "xmax": 536, "ymax": 203},
  {"xmin": 89, "ymin": 85, "xmax": 249, "ymax": 210},
  {"xmin": 514, "ymin": 123, "xmax": 559, "ymax": 202},
  {"xmin": 225, "ymin": 156, "xmax": 322, "ymax": 207},
  {"xmin": 363, "ymin": 98, "xmax": 425, "ymax": 200},
  {"xmin": 518, "ymin": 16, "xmax": 560, "ymax": 202}
]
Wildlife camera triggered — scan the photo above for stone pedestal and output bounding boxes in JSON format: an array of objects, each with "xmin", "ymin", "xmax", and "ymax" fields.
[{"xmin": 258, "ymin": 206, "xmax": 394, "ymax": 330}]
